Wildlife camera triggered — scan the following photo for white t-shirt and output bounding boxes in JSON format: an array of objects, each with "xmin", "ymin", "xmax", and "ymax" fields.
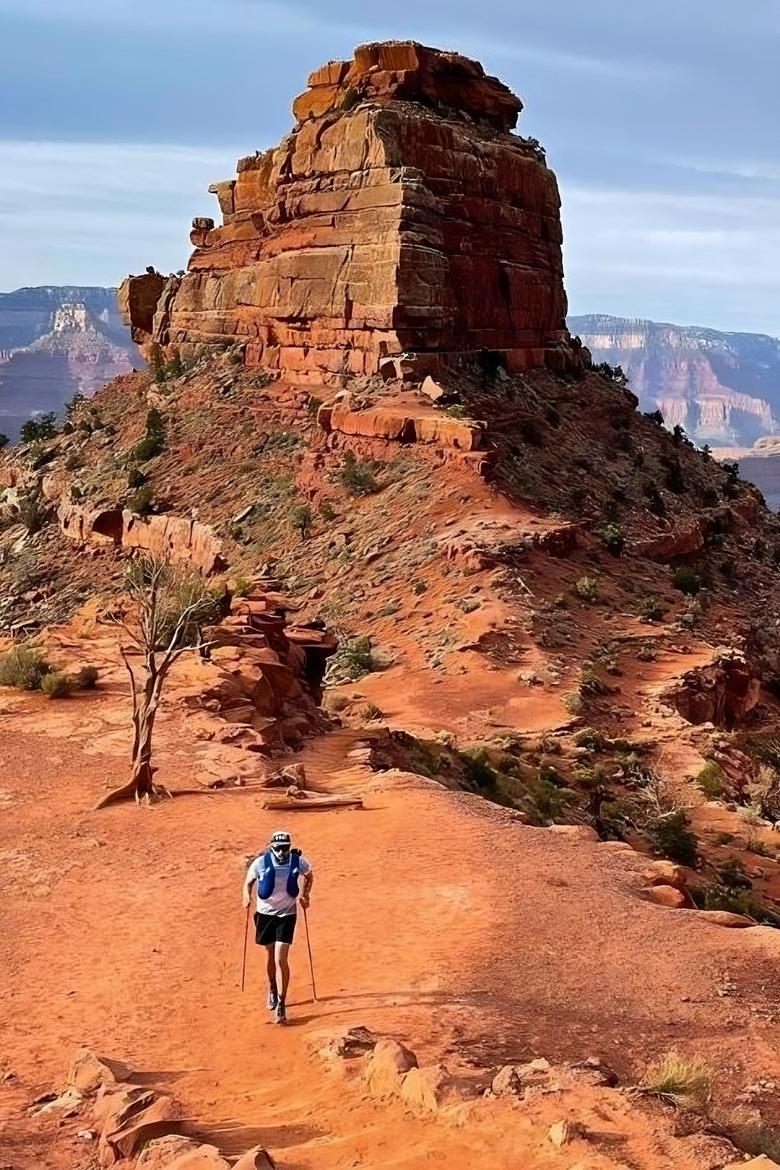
[{"xmin": 247, "ymin": 852, "xmax": 312, "ymax": 917}]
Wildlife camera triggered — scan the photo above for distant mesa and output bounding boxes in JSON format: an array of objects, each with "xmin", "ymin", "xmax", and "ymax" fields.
[
  {"xmin": 570, "ymin": 313, "xmax": 780, "ymax": 449},
  {"xmin": 120, "ymin": 40, "xmax": 582, "ymax": 388},
  {"xmin": 0, "ymin": 286, "xmax": 140, "ymax": 440}
]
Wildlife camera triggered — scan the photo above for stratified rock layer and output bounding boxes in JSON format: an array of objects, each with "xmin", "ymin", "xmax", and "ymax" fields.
[{"xmin": 120, "ymin": 41, "xmax": 572, "ymax": 386}]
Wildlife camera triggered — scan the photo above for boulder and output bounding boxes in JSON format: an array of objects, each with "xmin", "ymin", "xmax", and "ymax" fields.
[
  {"xmin": 399, "ymin": 1064, "xmax": 464, "ymax": 1116},
  {"xmin": 643, "ymin": 884, "xmax": 687, "ymax": 909},
  {"xmin": 642, "ymin": 860, "xmax": 688, "ymax": 890},
  {"xmin": 491, "ymin": 1065, "xmax": 525, "ymax": 1098},
  {"xmin": 136, "ymin": 1137, "xmax": 229, "ymax": 1169},
  {"xmin": 320, "ymin": 1026, "xmax": 378, "ymax": 1061},
  {"xmin": 722, "ymin": 1159, "xmax": 780, "ymax": 1170},
  {"xmin": 693, "ymin": 910, "xmax": 756, "ymax": 928},
  {"xmin": 548, "ymin": 1120, "xmax": 586, "ymax": 1147},
  {"xmin": 67, "ymin": 1048, "xmax": 121, "ymax": 1094},
  {"xmin": 548, "ymin": 825, "xmax": 599, "ymax": 843},
  {"xmin": 233, "ymin": 1146, "xmax": 276, "ymax": 1170},
  {"xmin": 365, "ymin": 1038, "xmax": 418, "ymax": 1098},
  {"xmin": 97, "ymin": 1087, "xmax": 180, "ymax": 1166}
]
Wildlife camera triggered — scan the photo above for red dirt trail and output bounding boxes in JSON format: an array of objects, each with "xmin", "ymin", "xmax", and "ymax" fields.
[{"xmin": 4, "ymin": 720, "xmax": 780, "ymax": 1169}]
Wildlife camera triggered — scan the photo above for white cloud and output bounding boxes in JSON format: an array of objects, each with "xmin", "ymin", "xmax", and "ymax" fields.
[{"xmin": 0, "ymin": 140, "xmax": 243, "ymax": 289}]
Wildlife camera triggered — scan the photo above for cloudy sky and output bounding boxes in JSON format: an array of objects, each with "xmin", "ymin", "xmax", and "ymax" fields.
[{"xmin": 0, "ymin": 0, "xmax": 778, "ymax": 335}]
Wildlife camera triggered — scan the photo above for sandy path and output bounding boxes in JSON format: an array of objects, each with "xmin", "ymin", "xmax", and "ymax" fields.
[{"xmin": 4, "ymin": 726, "xmax": 780, "ymax": 1169}]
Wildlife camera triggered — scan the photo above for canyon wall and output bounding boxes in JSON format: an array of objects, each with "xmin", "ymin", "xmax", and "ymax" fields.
[{"xmin": 121, "ymin": 41, "xmax": 577, "ymax": 387}]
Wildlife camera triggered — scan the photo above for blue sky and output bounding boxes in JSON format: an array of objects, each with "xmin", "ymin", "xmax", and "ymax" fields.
[{"xmin": 0, "ymin": 0, "xmax": 778, "ymax": 335}]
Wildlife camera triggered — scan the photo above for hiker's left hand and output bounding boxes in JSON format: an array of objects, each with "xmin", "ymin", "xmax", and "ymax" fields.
[{"xmin": 299, "ymin": 895, "xmax": 310, "ymax": 910}]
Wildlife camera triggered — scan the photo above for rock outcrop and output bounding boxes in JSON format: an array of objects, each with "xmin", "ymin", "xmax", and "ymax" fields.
[
  {"xmin": 58, "ymin": 502, "xmax": 225, "ymax": 575},
  {"xmin": 661, "ymin": 649, "xmax": 761, "ymax": 728},
  {"xmin": 120, "ymin": 41, "xmax": 575, "ymax": 387}
]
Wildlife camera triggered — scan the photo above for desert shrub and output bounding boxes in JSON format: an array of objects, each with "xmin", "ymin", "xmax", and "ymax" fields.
[
  {"xmin": 18, "ymin": 492, "xmax": 46, "ymax": 534},
  {"xmin": 662, "ymin": 455, "xmax": 686, "ymax": 494},
  {"xmin": 672, "ymin": 424, "xmax": 686, "ymax": 445},
  {"xmin": 232, "ymin": 576, "xmax": 253, "ymax": 598},
  {"xmin": 412, "ymin": 580, "xmax": 428, "ymax": 595},
  {"xmin": 672, "ymin": 567, "xmax": 701, "ymax": 595},
  {"xmin": 40, "ymin": 670, "xmax": 74, "ymax": 699},
  {"xmin": 643, "ymin": 1051, "xmax": 712, "ymax": 1110},
  {"xmin": 642, "ymin": 481, "xmax": 666, "ymax": 516},
  {"xmin": 0, "ymin": 433, "xmax": 8, "ymax": 449},
  {"xmin": 562, "ymin": 691, "xmax": 584, "ymax": 716},
  {"xmin": 636, "ymin": 643, "xmax": 657, "ymax": 662},
  {"xmin": 596, "ymin": 523, "xmax": 624, "ymax": 555},
  {"xmin": 718, "ymin": 1113, "xmax": 780, "ymax": 1161},
  {"xmin": 690, "ymin": 881, "xmax": 757, "ymax": 918},
  {"xmin": 20, "ymin": 413, "xmax": 57, "ymax": 443},
  {"xmin": 377, "ymin": 600, "xmax": 400, "ymax": 617},
  {"xmin": 343, "ymin": 635, "xmax": 375, "ymax": 675},
  {"xmin": 574, "ymin": 575, "xmax": 599, "ymax": 603},
  {"xmin": 594, "ymin": 361, "xmax": 628, "ymax": 386},
  {"xmin": 361, "ymin": 702, "xmax": 383, "ymax": 722},
  {"xmin": 518, "ymin": 418, "xmax": 543, "ymax": 446},
  {"xmin": 127, "ymin": 484, "xmax": 154, "ymax": 515},
  {"xmin": 127, "ymin": 467, "xmax": 147, "ymax": 489},
  {"xmin": 638, "ymin": 595, "xmax": 665, "ymax": 623},
  {"xmin": 319, "ymin": 501, "xmax": 336, "ymax": 521},
  {"xmin": 581, "ymin": 665, "xmax": 610, "ymax": 695},
  {"xmin": 132, "ymin": 435, "xmax": 163, "ymax": 463},
  {"xmin": 695, "ymin": 761, "xmax": 723, "ymax": 800},
  {"xmin": 651, "ymin": 809, "xmax": 699, "ymax": 866},
  {"xmin": 443, "ymin": 404, "xmax": 468, "ymax": 419},
  {"xmin": 290, "ymin": 504, "xmax": 312, "ymax": 539},
  {"xmin": 338, "ymin": 451, "xmax": 380, "ymax": 496},
  {"xmin": 0, "ymin": 646, "xmax": 52, "ymax": 690},
  {"xmin": 574, "ymin": 727, "xmax": 608, "ymax": 751},
  {"xmin": 644, "ymin": 409, "xmax": 665, "ymax": 426},
  {"xmin": 461, "ymin": 747, "xmax": 499, "ymax": 790},
  {"xmin": 458, "ymin": 597, "xmax": 481, "ymax": 613},
  {"xmin": 529, "ymin": 771, "xmax": 570, "ymax": 821},
  {"xmin": 76, "ymin": 665, "xmax": 99, "ymax": 689}
]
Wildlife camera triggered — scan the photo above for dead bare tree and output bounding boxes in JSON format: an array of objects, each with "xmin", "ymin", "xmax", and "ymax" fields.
[{"xmin": 96, "ymin": 555, "xmax": 220, "ymax": 809}]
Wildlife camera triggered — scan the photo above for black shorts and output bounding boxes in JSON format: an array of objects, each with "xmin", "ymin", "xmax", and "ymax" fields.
[{"xmin": 254, "ymin": 912, "xmax": 297, "ymax": 946}]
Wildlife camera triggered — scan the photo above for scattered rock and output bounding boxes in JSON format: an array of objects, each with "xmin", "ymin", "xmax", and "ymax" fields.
[
  {"xmin": 643, "ymin": 884, "xmax": 687, "ymax": 909},
  {"xmin": 97, "ymin": 1087, "xmax": 180, "ymax": 1166},
  {"xmin": 642, "ymin": 860, "xmax": 688, "ymax": 890},
  {"xmin": 31, "ymin": 1086, "xmax": 84, "ymax": 1117},
  {"xmin": 281, "ymin": 763, "xmax": 307, "ymax": 787},
  {"xmin": 233, "ymin": 1145, "xmax": 276, "ymax": 1170},
  {"xmin": 320, "ymin": 1025, "xmax": 378, "ymax": 1061},
  {"xmin": 399, "ymin": 1064, "xmax": 464, "ymax": 1115},
  {"xmin": 548, "ymin": 1119, "xmax": 587, "ymax": 1147},
  {"xmin": 365, "ymin": 1039, "xmax": 418, "ymax": 1098}
]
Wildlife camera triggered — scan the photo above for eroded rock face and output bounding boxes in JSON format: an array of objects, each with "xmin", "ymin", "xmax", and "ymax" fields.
[
  {"xmin": 58, "ymin": 502, "xmax": 225, "ymax": 575},
  {"xmin": 120, "ymin": 41, "xmax": 573, "ymax": 387},
  {"xmin": 661, "ymin": 650, "xmax": 760, "ymax": 729}
]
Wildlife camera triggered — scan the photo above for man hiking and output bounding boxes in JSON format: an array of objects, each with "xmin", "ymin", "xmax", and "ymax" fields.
[{"xmin": 242, "ymin": 830, "xmax": 313, "ymax": 1024}]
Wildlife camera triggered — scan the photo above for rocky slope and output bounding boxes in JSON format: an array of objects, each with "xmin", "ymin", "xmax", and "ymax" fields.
[
  {"xmin": 0, "ymin": 287, "xmax": 140, "ymax": 439},
  {"xmin": 569, "ymin": 313, "xmax": 780, "ymax": 448},
  {"xmin": 5, "ymin": 40, "xmax": 780, "ymax": 1170}
]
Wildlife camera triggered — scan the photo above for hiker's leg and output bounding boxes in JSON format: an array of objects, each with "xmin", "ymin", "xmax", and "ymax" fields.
[
  {"xmin": 264, "ymin": 945, "xmax": 277, "ymax": 991},
  {"xmin": 275, "ymin": 942, "xmax": 291, "ymax": 999}
]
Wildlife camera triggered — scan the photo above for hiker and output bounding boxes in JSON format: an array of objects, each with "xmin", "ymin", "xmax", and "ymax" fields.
[{"xmin": 242, "ymin": 830, "xmax": 313, "ymax": 1023}]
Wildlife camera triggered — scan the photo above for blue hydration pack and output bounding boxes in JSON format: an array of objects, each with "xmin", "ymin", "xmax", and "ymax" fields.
[{"xmin": 258, "ymin": 849, "xmax": 301, "ymax": 899}]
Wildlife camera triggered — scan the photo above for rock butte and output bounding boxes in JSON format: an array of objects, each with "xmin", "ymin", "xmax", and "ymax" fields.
[{"xmin": 120, "ymin": 41, "xmax": 578, "ymax": 386}]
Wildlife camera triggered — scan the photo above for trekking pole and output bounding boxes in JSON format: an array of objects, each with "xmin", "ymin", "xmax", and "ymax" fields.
[
  {"xmin": 302, "ymin": 905, "xmax": 318, "ymax": 1002},
  {"xmin": 240, "ymin": 904, "xmax": 250, "ymax": 993}
]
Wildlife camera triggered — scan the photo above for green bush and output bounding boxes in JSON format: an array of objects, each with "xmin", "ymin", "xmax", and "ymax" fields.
[
  {"xmin": 320, "ymin": 501, "xmax": 336, "ymax": 521},
  {"xmin": 672, "ymin": 567, "xmax": 701, "ymax": 595},
  {"xmin": 562, "ymin": 690, "xmax": 585, "ymax": 716},
  {"xmin": 412, "ymin": 580, "xmax": 428, "ymax": 595},
  {"xmin": 643, "ymin": 1051, "xmax": 712, "ymax": 1109},
  {"xmin": 233, "ymin": 577, "xmax": 253, "ymax": 598},
  {"xmin": 575, "ymin": 575, "xmax": 599, "ymax": 603},
  {"xmin": 638, "ymin": 595, "xmax": 665, "ymax": 623},
  {"xmin": 290, "ymin": 503, "xmax": 313, "ymax": 539},
  {"xmin": 338, "ymin": 451, "xmax": 379, "ymax": 496},
  {"xmin": 361, "ymin": 702, "xmax": 383, "ymax": 722},
  {"xmin": 695, "ymin": 761, "xmax": 723, "ymax": 800},
  {"xmin": 132, "ymin": 435, "xmax": 164, "ymax": 463},
  {"xmin": 343, "ymin": 635, "xmax": 375, "ymax": 676},
  {"xmin": 644, "ymin": 409, "xmax": 665, "ymax": 426},
  {"xmin": 76, "ymin": 665, "xmax": 99, "ymax": 689},
  {"xmin": 574, "ymin": 727, "xmax": 608, "ymax": 751},
  {"xmin": 128, "ymin": 484, "xmax": 154, "ymax": 515},
  {"xmin": 127, "ymin": 467, "xmax": 148, "ymax": 489},
  {"xmin": 40, "ymin": 670, "xmax": 74, "ymax": 699},
  {"xmin": 18, "ymin": 493, "xmax": 46, "ymax": 534},
  {"xmin": 651, "ymin": 809, "xmax": 699, "ymax": 867},
  {"xmin": 0, "ymin": 646, "xmax": 51, "ymax": 690},
  {"xmin": 20, "ymin": 413, "xmax": 57, "ymax": 443},
  {"xmin": 597, "ymin": 523, "xmax": 624, "ymax": 555}
]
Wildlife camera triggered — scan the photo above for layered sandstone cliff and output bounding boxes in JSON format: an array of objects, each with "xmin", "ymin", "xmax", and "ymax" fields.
[
  {"xmin": 570, "ymin": 313, "xmax": 780, "ymax": 446},
  {"xmin": 120, "ymin": 42, "xmax": 575, "ymax": 386}
]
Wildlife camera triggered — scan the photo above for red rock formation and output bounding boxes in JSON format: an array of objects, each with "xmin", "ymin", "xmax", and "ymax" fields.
[
  {"xmin": 119, "ymin": 41, "xmax": 575, "ymax": 387},
  {"xmin": 58, "ymin": 501, "xmax": 225, "ymax": 575}
]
